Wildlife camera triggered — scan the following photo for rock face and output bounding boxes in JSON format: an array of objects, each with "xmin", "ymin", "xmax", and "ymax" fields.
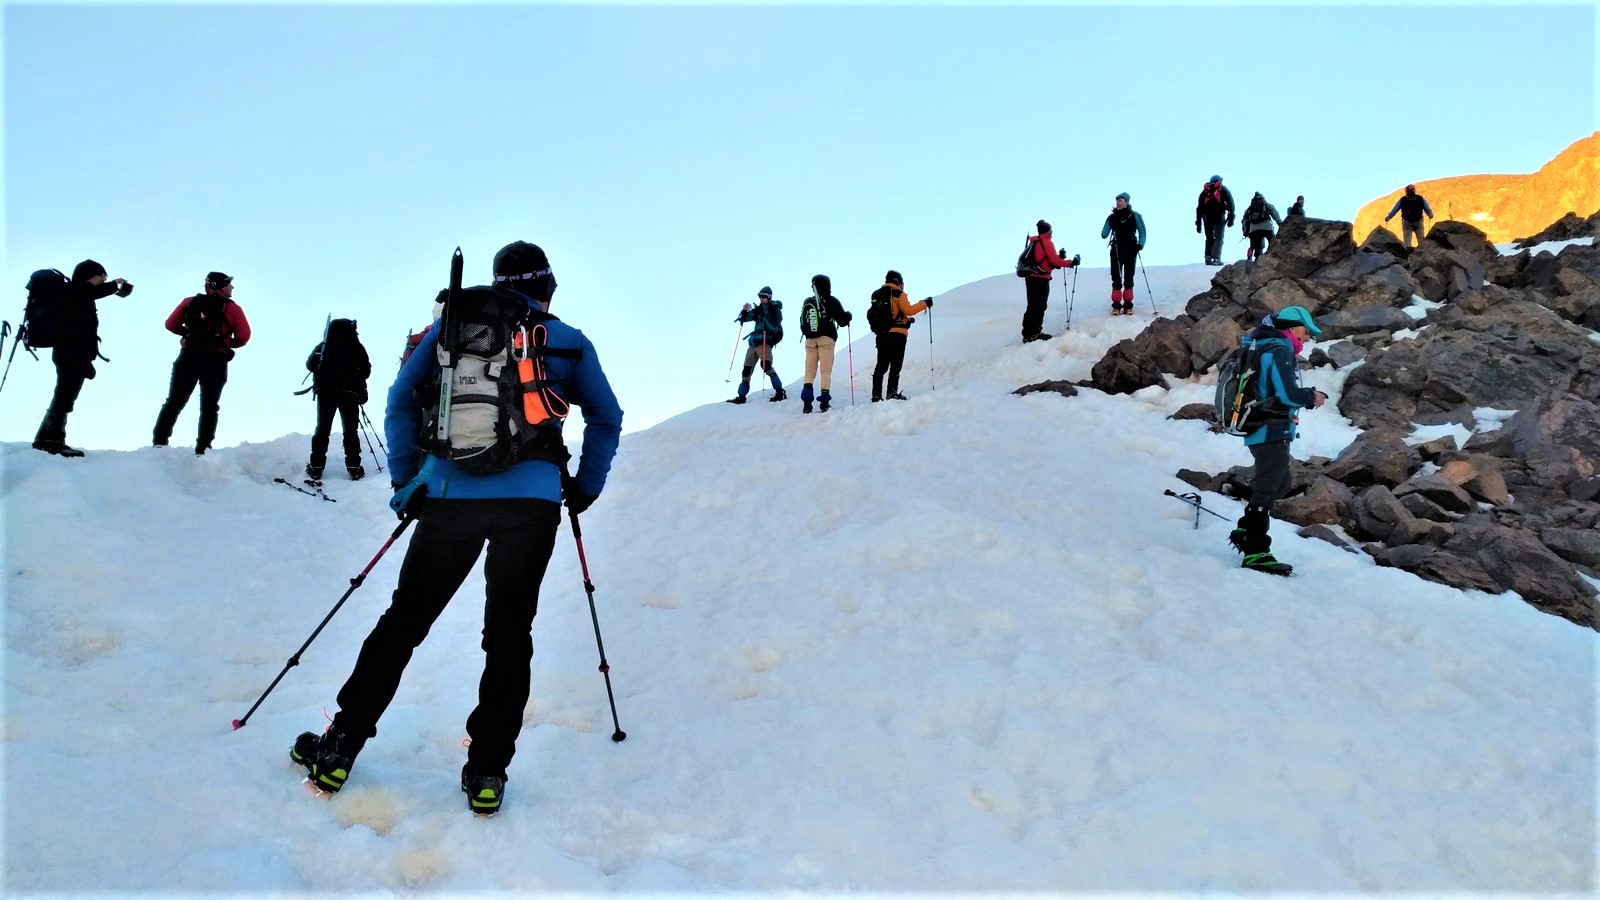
[
  {"xmin": 1142, "ymin": 207, "xmax": 1600, "ymax": 629},
  {"xmin": 1515, "ymin": 210, "xmax": 1600, "ymax": 248},
  {"xmin": 1352, "ymin": 131, "xmax": 1600, "ymax": 245}
]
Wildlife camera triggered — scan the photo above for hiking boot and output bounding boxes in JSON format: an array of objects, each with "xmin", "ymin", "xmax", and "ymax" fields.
[
  {"xmin": 291, "ymin": 728, "xmax": 360, "ymax": 793},
  {"xmin": 1241, "ymin": 552, "xmax": 1293, "ymax": 576},
  {"xmin": 462, "ymin": 765, "xmax": 506, "ymax": 816},
  {"xmin": 871, "ymin": 395, "xmax": 882, "ymax": 403},
  {"xmin": 32, "ymin": 439, "xmax": 85, "ymax": 457},
  {"xmin": 769, "ymin": 388, "xmax": 788, "ymax": 402},
  {"xmin": 726, "ymin": 395, "xmax": 747, "ymax": 405},
  {"xmin": 1121, "ymin": 300, "xmax": 1135, "ymax": 315},
  {"xmin": 887, "ymin": 392, "xmax": 909, "ymax": 401},
  {"xmin": 818, "ymin": 393, "xmax": 831, "ymax": 412},
  {"xmin": 305, "ymin": 463, "xmax": 324, "ymax": 481},
  {"xmin": 802, "ymin": 402, "xmax": 813, "ymax": 414},
  {"xmin": 347, "ymin": 465, "xmax": 365, "ymax": 481}
]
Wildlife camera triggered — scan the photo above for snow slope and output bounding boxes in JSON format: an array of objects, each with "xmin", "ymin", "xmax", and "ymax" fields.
[{"xmin": 2, "ymin": 263, "xmax": 1594, "ymax": 894}]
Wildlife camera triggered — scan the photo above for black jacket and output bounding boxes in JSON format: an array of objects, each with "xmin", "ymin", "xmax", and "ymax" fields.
[
  {"xmin": 58, "ymin": 263, "xmax": 120, "ymax": 361},
  {"xmin": 798, "ymin": 276, "xmax": 853, "ymax": 341},
  {"xmin": 1196, "ymin": 183, "xmax": 1235, "ymax": 224},
  {"xmin": 306, "ymin": 318, "xmax": 372, "ymax": 401}
]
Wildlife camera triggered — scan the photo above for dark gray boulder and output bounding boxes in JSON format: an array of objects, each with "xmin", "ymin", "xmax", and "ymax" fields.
[{"xmin": 1323, "ymin": 429, "xmax": 1420, "ymax": 488}]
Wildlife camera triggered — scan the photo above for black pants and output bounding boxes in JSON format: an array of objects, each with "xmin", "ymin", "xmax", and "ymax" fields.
[
  {"xmin": 1109, "ymin": 244, "xmax": 1137, "ymax": 290},
  {"xmin": 1247, "ymin": 231, "xmax": 1271, "ymax": 257},
  {"xmin": 1021, "ymin": 276, "xmax": 1052, "ymax": 338},
  {"xmin": 332, "ymin": 498, "xmax": 562, "ymax": 777},
  {"xmin": 873, "ymin": 332, "xmax": 907, "ymax": 397},
  {"xmin": 152, "ymin": 351, "xmax": 229, "ymax": 449},
  {"xmin": 36, "ymin": 349, "xmax": 89, "ymax": 443},
  {"xmin": 1203, "ymin": 217, "xmax": 1226, "ymax": 262},
  {"xmin": 1237, "ymin": 441, "xmax": 1292, "ymax": 552},
  {"xmin": 310, "ymin": 393, "xmax": 362, "ymax": 469}
]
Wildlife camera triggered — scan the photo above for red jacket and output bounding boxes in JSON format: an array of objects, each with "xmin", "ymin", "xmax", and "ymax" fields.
[
  {"xmin": 1028, "ymin": 235, "xmax": 1075, "ymax": 278},
  {"xmin": 166, "ymin": 293, "xmax": 251, "ymax": 355}
]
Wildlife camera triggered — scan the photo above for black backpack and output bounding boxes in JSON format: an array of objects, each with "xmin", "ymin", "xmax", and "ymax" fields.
[
  {"xmin": 21, "ymin": 269, "xmax": 70, "ymax": 350},
  {"xmin": 1213, "ymin": 340, "xmax": 1289, "ymax": 436},
  {"xmin": 182, "ymin": 294, "xmax": 231, "ymax": 352},
  {"xmin": 1015, "ymin": 237, "xmax": 1047, "ymax": 278},
  {"xmin": 1244, "ymin": 202, "xmax": 1268, "ymax": 228},
  {"xmin": 866, "ymin": 288, "xmax": 896, "ymax": 334}
]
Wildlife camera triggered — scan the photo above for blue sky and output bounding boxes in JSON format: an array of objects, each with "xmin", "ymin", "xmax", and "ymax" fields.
[{"xmin": 3, "ymin": 2, "xmax": 1595, "ymax": 452}]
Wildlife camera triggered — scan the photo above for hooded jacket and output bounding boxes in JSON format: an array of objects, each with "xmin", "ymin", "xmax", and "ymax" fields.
[
  {"xmin": 798, "ymin": 275, "xmax": 853, "ymax": 341},
  {"xmin": 1241, "ymin": 322, "xmax": 1319, "ymax": 446},
  {"xmin": 53, "ymin": 260, "xmax": 120, "ymax": 360},
  {"xmin": 738, "ymin": 299, "xmax": 784, "ymax": 346},
  {"xmin": 1242, "ymin": 195, "xmax": 1283, "ymax": 235}
]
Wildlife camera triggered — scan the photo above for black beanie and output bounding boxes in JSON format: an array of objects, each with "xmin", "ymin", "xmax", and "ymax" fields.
[
  {"xmin": 884, "ymin": 270, "xmax": 903, "ymax": 286},
  {"xmin": 72, "ymin": 259, "xmax": 107, "ymax": 282},
  {"xmin": 1036, "ymin": 220, "xmax": 1052, "ymax": 235},
  {"xmin": 493, "ymin": 240, "xmax": 557, "ymax": 304},
  {"xmin": 205, "ymin": 271, "xmax": 233, "ymax": 291}
]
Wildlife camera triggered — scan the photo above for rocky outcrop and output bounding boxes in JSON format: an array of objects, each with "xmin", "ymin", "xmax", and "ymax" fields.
[
  {"xmin": 1353, "ymin": 131, "xmax": 1600, "ymax": 245},
  {"xmin": 1514, "ymin": 210, "xmax": 1600, "ymax": 248}
]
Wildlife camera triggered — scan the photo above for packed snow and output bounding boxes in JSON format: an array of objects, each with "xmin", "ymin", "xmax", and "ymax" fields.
[{"xmin": 3, "ymin": 262, "xmax": 1594, "ymax": 893}]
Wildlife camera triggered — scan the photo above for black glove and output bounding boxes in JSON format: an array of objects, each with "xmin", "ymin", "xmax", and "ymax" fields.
[
  {"xmin": 924, "ymin": 297, "xmax": 934, "ymax": 309},
  {"xmin": 1196, "ymin": 223, "xmax": 1202, "ymax": 233},
  {"xmin": 114, "ymin": 280, "xmax": 134, "ymax": 298},
  {"xmin": 1071, "ymin": 254, "xmax": 1081, "ymax": 267},
  {"xmin": 562, "ymin": 476, "xmax": 597, "ymax": 516},
  {"xmin": 1226, "ymin": 216, "xmax": 1235, "ymax": 228},
  {"xmin": 840, "ymin": 311, "xmax": 853, "ymax": 325},
  {"xmin": 1135, "ymin": 243, "xmax": 1143, "ymax": 253}
]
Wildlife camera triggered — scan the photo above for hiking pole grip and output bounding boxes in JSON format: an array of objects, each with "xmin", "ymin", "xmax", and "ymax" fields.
[{"xmin": 232, "ymin": 515, "xmax": 416, "ymax": 730}]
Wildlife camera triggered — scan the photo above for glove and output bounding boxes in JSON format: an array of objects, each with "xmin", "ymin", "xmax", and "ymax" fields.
[
  {"xmin": 562, "ymin": 476, "xmax": 597, "ymax": 516},
  {"xmin": 1071, "ymin": 254, "xmax": 1081, "ymax": 267},
  {"xmin": 114, "ymin": 280, "xmax": 134, "ymax": 298},
  {"xmin": 742, "ymin": 303, "xmax": 752, "ymax": 312},
  {"xmin": 1196, "ymin": 223, "xmax": 1202, "ymax": 233},
  {"xmin": 389, "ymin": 477, "xmax": 428, "ymax": 520},
  {"xmin": 840, "ymin": 311, "xmax": 853, "ymax": 325},
  {"xmin": 82, "ymin": 361, "xmax": 97, "ymax": 380},
  {"xmin": 924, "ymin": 297, "xmax": 934, "ymax": 309},
  {"xmin": 1135, "ymin": 243, "xmax": 1143, "ymax": 253},
  {"xmin": 1226, "ymin": 216, "xmax": 1235, "ymax": 228}
]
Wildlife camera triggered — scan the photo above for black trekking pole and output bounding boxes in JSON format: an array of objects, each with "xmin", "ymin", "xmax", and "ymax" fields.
[
  {"xmin": 1065, "ymin": 263, "xmax": 1079, "ymax": 331},
  {"xmin": 0, "ymin": 321, "xmax": 9, "ymax": 399},
  {"xmin": 1138, "ymin": 250, "xmax": 1157, "ymax": 314},
  {"xmin": 0, "ymin": 321, "xmax": 30, "ymax": 401},
  {"xmin": 1163, "ymin": 488, "xmax": 1230, "ymax": 530},
  {"xmin": 231, "ymin": 514, "xmax": 417, "ymax": 730},
  {"xmin": 561, "ymin": 477, "xmax": 627, "ymax": 743},
  {"xmin": 357, "ymin": 405, "xmax": 387, "ymax": 473},
  {"xmin": 925, "ymin": 300, "xmax": 935, "ymax": 391}
]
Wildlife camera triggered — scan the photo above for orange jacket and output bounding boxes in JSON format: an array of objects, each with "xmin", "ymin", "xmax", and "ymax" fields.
[{"xmin": 885, "ymin": 284, "xmax": 929, "ymax": 336}]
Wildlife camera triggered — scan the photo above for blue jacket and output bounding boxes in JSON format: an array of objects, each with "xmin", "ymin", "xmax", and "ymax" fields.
[
  {"xmin": 1242, "ymin": 325, "xmax": 1319, "ymax": 446},
  {"xmin": 739, "ymin": 300, "xmax": 784, "ymax": 346},
  {"xmin": 385, "ymin": 304, "xmax": 623, "ymax": 502}
]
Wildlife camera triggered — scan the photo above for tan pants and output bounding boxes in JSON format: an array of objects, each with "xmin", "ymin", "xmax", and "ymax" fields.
[
  {"xmin": 804, "ymin": 337, "xmax": 836, "ymax": 391},
  {"xmin": 1402, "ymin": 218, "xmax": 1425, "ymax": 248}
]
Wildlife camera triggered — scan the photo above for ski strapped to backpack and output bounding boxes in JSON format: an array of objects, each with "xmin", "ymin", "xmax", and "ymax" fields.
[
  {"xmin": 421, "ymin": 249, "xmax": 580, "ymax": 475},
  {"xmin": 1015, "ymin": 236, "xmax": 1048, "ymax": 278}
]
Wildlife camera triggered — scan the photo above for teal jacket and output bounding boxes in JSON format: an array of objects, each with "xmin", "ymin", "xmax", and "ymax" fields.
[
  {"xmin": 738, "ymin": 300, "xmax": 784, "ymax": 346},
  {"xmin": 1242, "ymin": 324, "xmax": 1318, "ymax": 446}
]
